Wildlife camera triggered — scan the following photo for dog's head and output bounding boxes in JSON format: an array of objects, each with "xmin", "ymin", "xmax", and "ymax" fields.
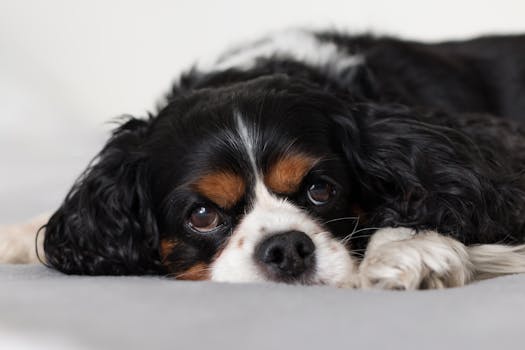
[{"xmin": 44, "ymin": 75, "xmax": 370, "ymax": 287}]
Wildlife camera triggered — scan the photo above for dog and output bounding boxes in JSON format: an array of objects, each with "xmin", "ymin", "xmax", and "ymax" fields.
[{"xmin": 3, "ymin": 29, "xmax": 525, "ymax": 289}]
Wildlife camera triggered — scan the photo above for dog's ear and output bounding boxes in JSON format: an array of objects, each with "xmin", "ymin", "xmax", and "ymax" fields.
[
  {"xmin": 332, "ymin": 104, "xmax": 517, "ymax": 243},
  {"xmin": 44, "ymin": 117, "xmax": 162, "ymax": 275}
]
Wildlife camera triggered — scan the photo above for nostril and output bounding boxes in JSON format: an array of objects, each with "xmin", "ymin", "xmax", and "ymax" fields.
[
  {"xmin": 265, "ymin": 245, "xmax": 284, "ymax": 265},
  {"xmin": 296, "ymin": 240, "xmax": 314, "ymax": 259}
]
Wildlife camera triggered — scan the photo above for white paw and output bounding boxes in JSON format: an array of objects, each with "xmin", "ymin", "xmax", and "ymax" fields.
[
  {"xmin": 0, "ymin": 215, "xmax": 48, "ymax": 264},
  {"xmin": 359, "ymin": 228, "xmax": 474, "ymax": 290}
]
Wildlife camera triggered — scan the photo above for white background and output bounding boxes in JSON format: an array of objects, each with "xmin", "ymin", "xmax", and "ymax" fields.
[{"xmin": 1, "ymin": 0, "xmax": 525, "ymax": 222}]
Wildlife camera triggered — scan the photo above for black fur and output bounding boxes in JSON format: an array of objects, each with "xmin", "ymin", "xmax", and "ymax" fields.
[
  {"xmin": 44, "ymin": 118, "xmax": 162, "ymax": 274},
  {"xmin": 44, "ymin": 32, "xmax": 525, "ymax": 276}
]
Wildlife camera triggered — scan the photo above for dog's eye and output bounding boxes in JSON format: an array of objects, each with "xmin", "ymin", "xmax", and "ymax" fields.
[
  {"xmin": 307, "ymin": 181, "xmax": 336, "ymax": 206},
  {"xmin": 188, "ymin": 205, "xmax": 221, "ymax": 232}
]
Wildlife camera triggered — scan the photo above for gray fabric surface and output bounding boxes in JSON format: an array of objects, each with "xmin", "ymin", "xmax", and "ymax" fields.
[{"xmin": 1, "ymin": 264, "xmax": 524, "ymax": 350}]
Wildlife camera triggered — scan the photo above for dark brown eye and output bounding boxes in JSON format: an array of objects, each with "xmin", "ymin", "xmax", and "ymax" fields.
[
  {"xmin": 307, "ymin": 181, "xmax": 336, "ymax": 206},
  {"xmin": 188, "ymin": 205, "xmax": 221, "ymax": 232}
]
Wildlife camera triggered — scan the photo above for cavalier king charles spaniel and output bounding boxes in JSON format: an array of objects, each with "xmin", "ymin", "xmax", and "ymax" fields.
[{"xmin": 3, "ymin": 30, "xmax": 525, "ymax": 290}]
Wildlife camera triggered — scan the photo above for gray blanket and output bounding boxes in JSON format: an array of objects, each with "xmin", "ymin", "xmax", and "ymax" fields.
[{"xmin": 1, "ymin": 264, "xmax": 524, "ymax": 350}]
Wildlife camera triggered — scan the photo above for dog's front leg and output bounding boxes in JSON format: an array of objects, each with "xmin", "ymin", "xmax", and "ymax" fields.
[{"xmin": 358, "ymin": 228, "xmax": 474, "ymax": 290}]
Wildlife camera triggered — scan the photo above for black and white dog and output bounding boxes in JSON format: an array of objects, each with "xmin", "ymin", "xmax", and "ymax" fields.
[{"xmin": 3, "ymin": 30, "xmax": 525, "ymax": 289}]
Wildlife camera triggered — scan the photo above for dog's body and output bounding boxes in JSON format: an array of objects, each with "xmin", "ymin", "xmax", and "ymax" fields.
[{"xmin": 3, "ymin": 30, "xmax": 525, "ymax": 289}]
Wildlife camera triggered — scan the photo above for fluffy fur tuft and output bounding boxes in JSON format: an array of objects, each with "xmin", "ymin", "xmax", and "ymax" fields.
[{"xmin": 469, "ymin": 244, "xmax": 525, "ymax": 279}]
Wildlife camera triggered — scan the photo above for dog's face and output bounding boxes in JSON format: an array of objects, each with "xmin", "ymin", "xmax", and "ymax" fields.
[
  {"xmin": 44, "ymin": 76, "xmax": 367, "ymax": 286},
  {"xmin": 148, "ymin": 77, "xmax": 360, "ymax": 287}
]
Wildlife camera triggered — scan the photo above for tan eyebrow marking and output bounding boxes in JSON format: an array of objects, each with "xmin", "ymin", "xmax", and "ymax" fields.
[
  {"xmin": 264, "ymin": 154, "xmax": 319, "ymax": 194},
  {"xmin": 192, "ymin": 171, "xmax": 246, "ymax": 209}
]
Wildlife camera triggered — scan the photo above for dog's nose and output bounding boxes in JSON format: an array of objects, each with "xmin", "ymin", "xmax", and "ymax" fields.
[{"xmin": 255, "ymin": 231, "xmax": 315, "ymax": 280}]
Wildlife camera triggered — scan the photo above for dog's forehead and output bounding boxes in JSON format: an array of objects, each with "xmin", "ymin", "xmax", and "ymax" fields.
[
  {"xmin": 188, "ymin": 112, "xmax": 322, "ymax": 208},
  {"xmin": 150, "ymin": 85, "xmax": 337, "ymax": 207}
]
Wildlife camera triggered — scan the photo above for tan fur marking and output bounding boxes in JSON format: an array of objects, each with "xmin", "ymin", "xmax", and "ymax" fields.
[
  {"xmin": 193, "ymin": 171, "xmax": 246, "ymax": 208},
  {"xmin": 265, "ymin": 154, "xmax": 318, "ymax": 194},
  {"xmin": 160, "ymin": 239, "xmax": 177, "ymax": 262},
  {"xmin": 178, "ymin": 263, "xmax": 210, "ymax": 281}
]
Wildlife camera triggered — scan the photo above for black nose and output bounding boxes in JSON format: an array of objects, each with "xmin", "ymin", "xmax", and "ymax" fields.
[{"xmin": 255, "ymin": 231, "xmax": 316, "ymax": 281}]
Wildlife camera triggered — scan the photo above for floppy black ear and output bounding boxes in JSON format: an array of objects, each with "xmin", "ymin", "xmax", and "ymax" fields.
[
  {"xmin": 332, "ymin": 103, "xmax": 522, "ymax": 244},
  {"xmin": 44, "ymin": 117, "xmax": 162, "ymax": 275}
]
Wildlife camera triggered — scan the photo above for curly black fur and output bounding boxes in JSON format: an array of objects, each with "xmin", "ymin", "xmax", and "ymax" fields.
[
  {"xmin": 337, "ymin": 104, "xmax": 525, "ymax": 245},
  {"xmin": 44, "ymin": 118, "xmax": 162, "ymax": 274}
]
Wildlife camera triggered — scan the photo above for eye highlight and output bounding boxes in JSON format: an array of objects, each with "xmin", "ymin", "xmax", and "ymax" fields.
[
  {"xmin": 307, "ymin": 181, "xmax": 337, "ymax": 206},
  {"xmin": 188, "ymin": 205, "xmax": 221, "ymax": 232}
]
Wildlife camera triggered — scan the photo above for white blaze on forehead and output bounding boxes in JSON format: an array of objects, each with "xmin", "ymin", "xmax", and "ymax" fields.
[
  {"xmin": 235, "ymin": 111, "xmax": 258, "ymax": 174},
  {"xmin": 197, "ymin": 29, "xmax": 364, "ymax": 75}
]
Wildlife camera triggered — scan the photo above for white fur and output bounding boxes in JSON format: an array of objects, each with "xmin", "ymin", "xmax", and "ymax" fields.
[
  {"xmin": 0, "ymin": 214, "xmax": 47, "ymax": 264},
  {"xmin": 234, "ymin": 111, "xmax": 258, "ymax": 173},
  {"xmin": 197, "ymin": 29, "xmax": 364, "ymax": 76},
  {"xmin": 359, "ymin": 228, "xmax": 525, "ymax": 290},
  {"xmin": 359, "ymin": 228, "xmax": 474, "ymax": 290},
  {"xmin": 469, "ymin": 243, "xmax": 525, "ymax": 280}
]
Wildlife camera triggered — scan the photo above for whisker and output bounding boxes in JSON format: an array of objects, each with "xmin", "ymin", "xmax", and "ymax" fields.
[
  {"xmin": 341, "ymin": 234, "xmax": 374, "ymax": 243},
  {"xmin": 323, "ymin": 216, "xmax": 359, "ymax": 225},
  {"xmin": 334, "ymin": 217, "xmax": 356, "ymax": 240},
  {"xmin": 340, "ymin": 226, "xmax": 382, "ymax": 244},
  {"xmin": 351, "ymin": 226, "xmax": 383, "ymax": 234},
  {"xmin": 352, "ymin": 216, "xmax": 360, "ymax": 235}
]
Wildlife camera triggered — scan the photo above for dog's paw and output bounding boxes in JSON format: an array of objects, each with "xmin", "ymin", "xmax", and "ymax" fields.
[
  {"xmin": 358, "ymin": 228, "xmax": 474, "ymax": 290},
  {"xmin": 0, "ymin": 215, "xmax": 47, "ymax": 264}
]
